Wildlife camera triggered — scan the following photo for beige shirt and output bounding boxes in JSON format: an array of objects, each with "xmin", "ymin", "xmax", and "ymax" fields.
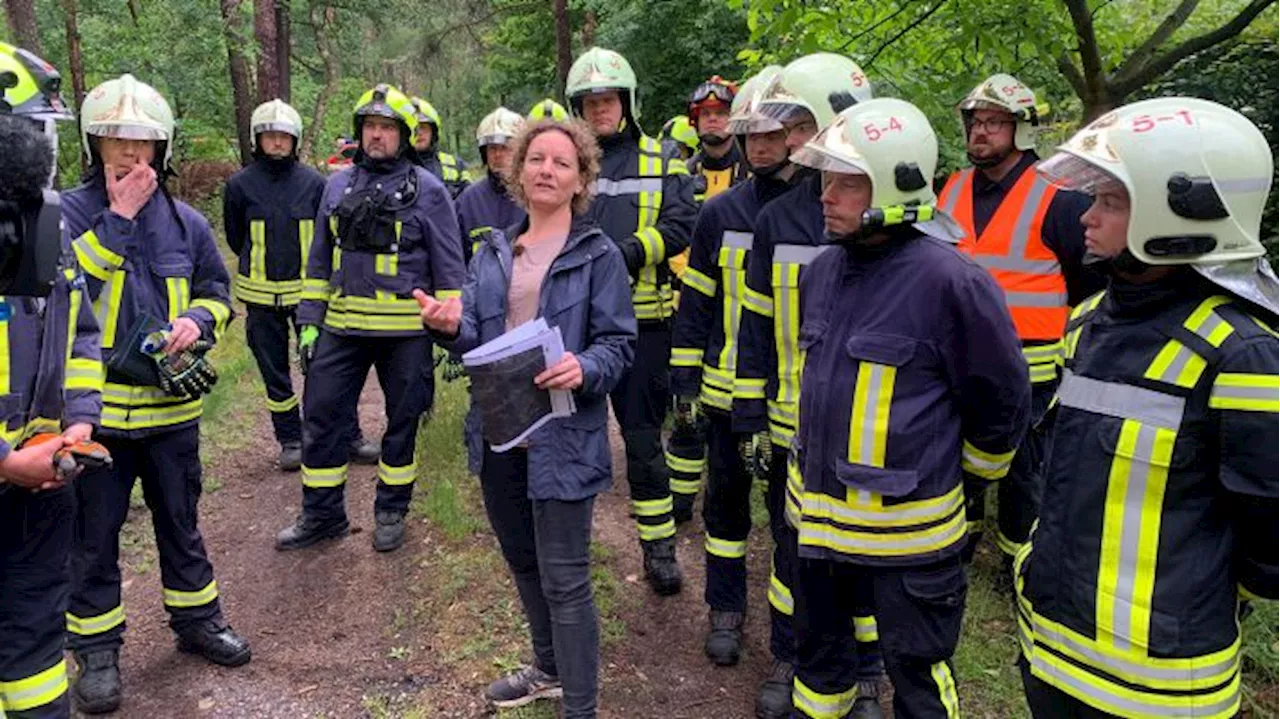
[{"xmin": 506, "ymin": 233, "xmax": 569, "ymax": 331}]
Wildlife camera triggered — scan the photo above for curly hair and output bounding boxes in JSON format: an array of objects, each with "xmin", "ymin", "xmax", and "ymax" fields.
[
  {"xmin": 505, "ymin": 119, "xmax": 600, "ymax": 216},
  {"xmin": 0, "ymin": 114, "xmax": 54, "ymax": 204}
]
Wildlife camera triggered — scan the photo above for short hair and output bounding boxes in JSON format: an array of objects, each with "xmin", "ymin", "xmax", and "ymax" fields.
[{"xmin": 506, "ymin": 119, "xmax": 600, "ymax": 216}]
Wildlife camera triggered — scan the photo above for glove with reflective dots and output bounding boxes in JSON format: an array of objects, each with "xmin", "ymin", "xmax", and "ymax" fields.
[
  {"xmin": 24, "ymin": 433, "xmax": 113, "ymax": 481},
  {"xmin": 298, "ymin": 325, "xmax": 320, "ymax": 374},
  {"xmin": 154, "ymin": 340, "xmax": 219, "ymax": 398},
  {"xmin": 739, "ymin": 430, "xmax": 772, "ymax": 479},
  {"xmin": 671, "ymin": 395, "xmax": 701, "ymax": 434}
]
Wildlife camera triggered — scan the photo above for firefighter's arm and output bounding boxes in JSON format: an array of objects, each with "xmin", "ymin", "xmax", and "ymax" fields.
[
  {"xmin": 66, "ymin": 202, "xmax": 136, "ymax": 302},
  {"xmin": 731, "ymin": 225, "xmax": 775, "ymax": 434},
  {"xmin": 669, "ymin": 210, "xmax": 720, "ymax": 398},
  {"xmin": 180, "ymin": 212, "xmax": 235, "ymax": 344},
  {"xmin": 422, "ymin": 182, "xmax": 466, "ymax": 302},
  {"xmin": 297, "ymin": 182, "xmax": 339, "ymax": 326},
  {"xmin": 221, "ymin": 176, "xmax": 247, "ymax": 256},
  {"xmin": 63, "ymin": 262, "xmax": 105, "ymax": 430},
  {"xmin": 1212, "ymin": 336, "xmax": 1279, "ymax": 600},
  {"xmin": 621, "ymin": 159, "xmax": 696, "ymax": 274}
]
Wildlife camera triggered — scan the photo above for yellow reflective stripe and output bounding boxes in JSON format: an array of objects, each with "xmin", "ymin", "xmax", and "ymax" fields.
[
  {"xmin": 164, "ymin": 277, "xmax": 188, "ymax": 321},
  {"xmin": 66, "ymin": 358, "xmax": 106, "ymax": 392},
  {"xmin": 1070, "ymin": 291, "xmax": 1105, "ymax": 321},
  {"xmin": 65, "ymin": 606, "xmax": 125, "ymax": 636},
  {"xmin": 1238, "ymin": 583, "xmax": 1262, "ymax": 601},
  {"xmin": 190, "ymin": 299, "xmax": 230, "ymax": 338},
  {"xmin": 435, "ymin": 289, "xmax": 462, "ymax": 301},
  {"xmin": 301, "ymin": 278, "xmax": 331, "ymax": 301},
  {"xmin": 637, "ymin": 519, "xmax": 676, "ymax": 541},
  {"xmin": 331, "ymin": 245, "xmax": 342, "ymax": 272},
  {"xmin": 1250, "ymin": 315, "xmax": 1279, "ymax": 337},
  {"xmin": 931, "ymin": 662, "xmax": 960, "ymax": 719},
  {"xmin": 961, "ymin": 440, "xmax": 1016, "ymax": 480},
  {"xmin": 299, "ymin": 219, "xmax": 315, "ymax": 281},
  {"xmin": 101, "ymin": 400, "xmax": 203, "ymax": 430},
  {"xmin": 798, "ymin": 483, "xmax": 967, "ymax": 557},
  {"xmin": 793, "ymin": 677, "xmax": 857, "ymax": 719},
  {"xmin": 302, "ymin": 464, "xmax": 347, "ymax": 488},
  {"xmin": 847, "ymin": 362, "xmax": 895, "ymax": 468},
  {"xmin": 996, "ymin": 528, "xmax": 1024, "ymax": 557},
  {"xmin": 773, "ymin": 265, "xmax": 803, "ymax": 404},
  {"xmin": 163, "ymin": 580, "xmax": 218, "ymax": 608},
  {"xmin": 681, "ymin": 266, "xmax": 717, "ymax": 297},
  {"xmin": 0, "ymin": 657, "xmax": 68, "ymax": 712},
  {"xmin": 670, "ymin": 347, "xmax": 703, "ymax": 368},
  {"xmin": 72, "ymin": 231, "xmax": 125, "ymax": 281},
  {"xmin": 1209, "ymin": 373, "xmax": 1278, "ymax": 412},
  {"xmin": 768, "ymin": 567, "xmax": 794, "ymax": 616},
  {"xmin": 1029, "ymin": 363, "xmax": 1059, "ymax": 384},
  {"xmin": 742, "ymin": 286, "xmax": 774, "ymax": 317},
  {"xmin": 1142, "ymin": 339, "xmax": 1208, "ymax": 389},
  {"xmin": 670, "ymin": 477, "xmax": 702, "ymax": 494},
  {"xmin": 853, "ymin": 615, "xmax": 878, "ymax": 643},
  {"xmin": 1184, "ymin": 296, "xmax": 1234, "ymax": 347},
  {"xmin": 1022, "ymin": 341, "xmax": 1062, "ymax": 365},
  {"xmin": 734, "ymin": 376, "xmax": 766, "ymax": 399},
  {"xmin": 93, "ymin": 269, "xmax": 126, "ymax": 350},
  {"xmin": 665, "ymin": 157, "xmax": 689, "ymax": 175},
  {"xmin": 0, "ymin": 312, "xmax": 8, "ymax": 396},
  {"xmin": 637, "ymin": 226, "xmax": 664, "ymax": 265},
  {"xmin": 235, "ymin": 275, "xmax": 304, "ymax": 293},
  {"xmin": 377, "ymin": 460, "xmax": 416, "ymax": 486},
  {"xmin": 249, "ymin": 220, "xmax": 267, "ymax": 280},
  {"xmin": 665, "ymin": 450, "xmax": 704, "ymax": 475},
  {"xmin": 265, "ymin": 394, "xmax": 299, "ymax": 413},
  {"xmin": 1096, "ymin": 419, "xmax": 1174, "ymax": 655},
  {"xmin": 328, "ymin": 295, "xmax": 421, "ymax": 314},
  {"xmin": 705, "ymin": 534, "xmax": 748, "ymax": 559},
  {"xmin": 632, "ymin": 496, "xmax": 673, "ymax": 517}
]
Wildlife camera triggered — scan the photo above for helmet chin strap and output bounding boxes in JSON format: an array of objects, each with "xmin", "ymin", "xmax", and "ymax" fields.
[
  {"xmin": 966, "ymin": 147, "xmax": 1012, "ymax": 169},
  {"xmin": 700, "ymin": 133, "xmax": 731, "ymax": 147}
]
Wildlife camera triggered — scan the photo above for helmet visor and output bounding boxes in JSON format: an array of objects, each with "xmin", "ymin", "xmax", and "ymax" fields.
[
  {"xmin": 756, "ymin": 100, "xmax": 812, "ymax": 125},
  {"xmin": 691, "ymin": 82, "xmax": 734, "ymax": 107},
  {"xmin": 477, "ymin": 133, "xmax": 514, "ymax": 147},
  {"xmin": 727, "ymin": 113, "xmax": 783, "ymax": 135},
  {"xmin": 789, "ymin": 144, "xmax": 869, "ymax": 176},
  {"xmin": 1037, "ymin": 150, "xmax": 1124, "ymax": 195},
  {"xmin": 85, "ymin": 121, "xmax": 168, "ymax": 142},
  {"xmin": 253, "ymin": 120, "xmax": 300, "ymax": 137}
]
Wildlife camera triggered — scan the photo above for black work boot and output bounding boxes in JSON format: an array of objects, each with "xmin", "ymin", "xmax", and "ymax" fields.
[
  {"xmin": 72, "ymin": 649, "xmax": 121, "ymax": 715},
  {"xmin": 756, "ymin": 658, "xmax": 794, "ymax": 719},
  {"xmin": 372, "ymin": 511, "xmax": 406, "ymax": 552},
  {"xmin": 349, "ymin": 435, "xmax": 380, "ymax": 465},
  {"xmin": 849, "ymin": 680, "xmax": 885, "ymax": 719},
  {"xmin": 276, "ymin": 514, "xmax": 349, "ymax": 551},
  {"xmin": 641, "ymin": 537, "xmax": 683, "ymax": 596},
  {"xmin": 705, "ymin": 610, "xmax": 745, "ymax": 666},
  {"xmin": 176, "ymin": 620, "xmax": 251, "ymax": 667},
  {"xmin": 672, "ymin": 493, "xmax": 695, "ymax": 524},
  {"xmin": 277, "ymin": 441, "xmax": 302, "ymax": 472}
]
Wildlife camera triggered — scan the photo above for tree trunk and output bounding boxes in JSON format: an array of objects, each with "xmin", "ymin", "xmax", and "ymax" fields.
[
  {"xmin": 300, "ymin": 0, "xmax": 339, "ymax": 164},
  {"xmin": 4, "ymin": 0, "xmax": 43, "ymax": 54},
  {"xmin": 219, "ymin": 0, "xmax": 256, "ymax": 164},
  {"xmin": 275, "ymin": 0, "xmax": 291, "ymax": 102},
  {"xmin": 61, "ymin": 0, "xmax": 88, "ymax": 174},
  {"xmin": 553, "ymin": 0, "xmax": 571, "ymax": 100},
  {"xmin": 254, "ymin": 0, "xmax": 281, "ymax": 102}
]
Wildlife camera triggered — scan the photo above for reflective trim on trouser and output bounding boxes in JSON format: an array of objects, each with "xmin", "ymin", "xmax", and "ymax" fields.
[
  {"xmin": 665, "ymin": 418, "xmax": 706, "ymax": 498},
  {"xmin": 301, "ymin": 330, "xmax": 432, "ymax": 520},
  {"xmin": 793, "ymin": 677, "xmax": 857, "ymax": 719},
  {"xmin": 246, "ymin": 305, "xmax": 301, "ymax": 444},
  {"xmin": 377, "ymin": 460, "xmax": 417, "ymax": 487},
  {"xmin": 0, "ymin": 659, "xmax": 68, "ymax": 714},
  {"xmin": 610, "ymin": 324, "xmax": 673, "ymax": 542},
  {"xmin": 703, "ymin": 409, "xmax": 752, "ymax": 611},
  {"xmin": 68, "ymin": 427, "xmax": 221, "ymax": 650},
  {"xmin": 765, "ymin": 446, "xmax": 798, "ymax": 664},
  {"xmin": 854, "ymin": 615, "xmax": 879, "ymax": 643}
]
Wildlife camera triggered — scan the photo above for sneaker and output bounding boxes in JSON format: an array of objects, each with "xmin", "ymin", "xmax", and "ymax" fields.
[
  {"xmin": 483, "ymin": 665, "xmax": 563, "ymax": 709},
  {"xmin": 72, "ymin": 649, "xmax": 121, "ymax": 715},
  {"xmin": 372, "ymin": 511, "xmax": 406, "ymax": 552},
  {"xmin": 705, "ymin": 610, "xmax": 745, "ymax": 666},
  {"xmin": 276, "ymin": 514, "xmax": 349, "ymax": 551}
]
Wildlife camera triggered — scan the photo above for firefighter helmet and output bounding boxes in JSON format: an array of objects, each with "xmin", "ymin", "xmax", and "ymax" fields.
[
  {"xmin": 727, "ymin": 65, "xmax": 784, "ymax": 135},
  {"xmin": 250, "ymin": 98, "xmax": 302, "ymax": 153},
  {"xmin": 958, "ymin": 73, "xmax": 1042, "ymax": 151},
  {"xmin": 528, "ymin": 98, "xmax": 569, "ymax": 122},
  {"xmin": 566, "ymin": 47, "xmax": 640, "ymax": 119},
  {"xmin": 756, "ymin": 53, "xmax": 873, "ymax": 131},
  {"xmin": 81, "ymin": 74, "xmax": 176, "ymax": 171},
  {"xmin": 0, "ymin": 42, "xmax": 73, "ymax": 121}
]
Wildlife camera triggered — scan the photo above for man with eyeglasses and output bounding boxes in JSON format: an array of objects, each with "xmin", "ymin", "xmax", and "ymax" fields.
[{"xmin": 936, "ymin": 74, "xmax": 1101, "ymax": 574}]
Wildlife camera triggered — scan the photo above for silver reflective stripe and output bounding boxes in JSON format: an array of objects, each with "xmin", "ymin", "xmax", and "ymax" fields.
[
  {"xmin": 1005, "ymin": 290, "xmax": 1068, "ymax": 307},
  {"xmin": 938, "ymin": 169, "xmax": 972, "ymax": 215},
  {"xmin": 723, "ymin": 262, "xmax": 745, "ymax": 372},
  {"xmin": 723, "ymin": 230, "xmax": 754, "ymax": 250},
  {"xmin": 801, "ymin": 518, "xmax": 966, "ymax": 552},
  {"xmin": 593, "ymin": 177, "xmax": 664, "ymax": 196},
  {"xmin": 1030, "ymin": 651, "xmax": 1239, "ymax": 718},
  {"xmin": 851, "ymin": 365, "xmax": 888, "ymax": 466},
  {"xmin": 1153, "ymin": 344, "xmax": 1199, "ymax": 385},
  {"xmin": 975, "ymin": 254, "xmax": 1062, "ymax": 274},
  {"xmin": 1213, "ymin": 384, "xmax": 1277, "ymax": 403},
  {"xmin": 1110, "ymin": 422, "xmax": 1161, "ymax": 652},
  {"xmin": 774, "ymin": 244, "xmax": 830, "ymax": 265},
  {"xmin": 1006, "ymin": 176, "xmax": 1052, "ymax": 262},
  {"xmin": 803, "ymin": 488, "xmax": 963, "ymax": 525},
  {"xmin": 1056, "ymin": 371, "xmax": 1186, "ymax": 430},
  {"xmin": 1030, "ymin": 610, "xmax": 1237, "ymax": 682}
]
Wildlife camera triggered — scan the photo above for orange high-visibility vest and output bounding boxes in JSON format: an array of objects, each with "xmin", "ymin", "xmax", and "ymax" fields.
[{"xmin": 938, "ymin": 167, "xmax": 1069, "ymax": 341}]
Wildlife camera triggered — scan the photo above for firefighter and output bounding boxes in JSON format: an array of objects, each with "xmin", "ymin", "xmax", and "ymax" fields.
[
  {"xmin": 666, "ymin": 75, "xmax": 751, "ymax": 523},
  {"xmin": 660, "ymin": 115, "xmax": 699, "ymax": 161},
  {"xmin": 277, "ymin": 84, "xmax": 465, "ymax": 554},
  {"xmin": 729, "ymin": 53, "xmax": 884, "ymax": 719},
  {"xmin": 938, "ymin": 73, "xmax": 1103, "ymax": 565},
  {"xmin": 668, "ymin": 66, "xmax": 795, "ymax": 669},
  {"xmin": 1017, "ymin": 97, "xmax": 1278, "ymax": 719},
  {"xmin": 787, "ymin": 97, "xmax": 1030, "ymax": 719},
  {"xmin": 0, "ymin": 43, "xmax": 103, "ymax": 719},
  {"xmin": 410, "ymin": 95, "xmax": 471, "ymax": 198},
  {"xmin": 63, "ymin": 74, "xmax": 248, "ymax": 714},
  {"xmin": 567, "ymin": 46, "xmax": 697, "ymax": 595},
  {"xmin": 528, "ymin": 98, "xmax": 570, "ymax": 123}
]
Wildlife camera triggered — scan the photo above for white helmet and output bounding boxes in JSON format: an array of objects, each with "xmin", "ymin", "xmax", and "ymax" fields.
[
  {"xmin": 250, "ymin": 98, "xmax": 302, "ymax": 152},
  {"xmin": 756, "ymin": 53, "xmax": 873, "ymax": 131},
  {"xmin": 476, "ymin": 107, "xmax": 524, "ymax": 148},
  {"xmin": 792, "ymin": 98, "xmax": 937, "ymax": 209},
  {"xmin": 726, "ymin": 65, "xmax": 783, "ymax": 135},
  {"xmin": 80, "ymin": 74, "xmax": 176, "ymax": 170},
  {"xmin": 958, "ymin": 73, "xmax": 1041, "ymax": 151}
]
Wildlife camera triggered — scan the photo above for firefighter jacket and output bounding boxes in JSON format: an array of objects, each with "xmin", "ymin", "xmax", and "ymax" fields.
[
  {"xmin": 688, "ymin": 144, "xmax": 750, "ymax": 204},
  {"xmin": 63, "ymin": 181, "xmax": 234, "ymax": 438},
  {"xmin": 222, "ymin": 158, "xmax": 326, "ymax": 308},
  {"xmin": 299, "ymin": 158, "xmax": 466, "ymax": 337},
  {"xmin": 455, "ymin": 171, "xmax": 525, "ymax": 265},
  {"xmin": 791, "ymin": 231, "xmax": 1030, "ymax": 566},
  {"xmin": 0, "ymin": 240, "xmax": 102, "ymax": 459},
  {"xmin": 587, "ymin": 130, "xmax": 697, "ymax": 323},
  {"xmin": 938, "ymin": 152, "xmax": 1102, "ymax": 385},
  {"xmin": 669, "ymin": 174, "xmax": 791, "ymax": 412},
  {"xmin": 419, "ymin": 149, "xmax": 471, "ymax": 199},
  {"xmin": 733, "ymin": 172, "xmax": 827, "ymax": 447},
  {"xmin": 1016, "ymin": 273, "xmax": 1278, "ymax": 719}
]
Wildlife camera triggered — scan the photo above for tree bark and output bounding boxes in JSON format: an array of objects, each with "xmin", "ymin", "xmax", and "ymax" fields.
[
  {"xmin": 553, "ymin": 0, "xmax": 571, "ymax": 100},
  {"xmin": 219, "ymin": 0, "xmax": 256, "ymax": 164},
  {"xmin": 4, "ymin": 0, "xmax": 43, "ymax": 54},
  {"xmin": 61, "ymin": 0, "xmax": 88, "ymax": 174},
  {"xmin": 300, "ymin": 0, "xmax": 339, "ymax": 164},
  {"xmin": 254, "ymin": 0, "xmax": 281, "ymax": 102},
  {"xmin": 276, "ymin": 0, "xmax": 291, "ymax": 102}
]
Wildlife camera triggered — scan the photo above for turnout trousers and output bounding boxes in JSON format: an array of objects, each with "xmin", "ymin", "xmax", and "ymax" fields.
[
  {"xmin": 609, "ymin": 321, "xmax": 675, "ymax": 544},
  {"xmin": 245, "ymin": 305, "xmax": 302, "ymax": 446},
  {"xmin": 0, "ymin": 485, "xmax": 74, "ymax": 718},
  {"xmin": 793, "ymin": 555, "xmax": 963, "ymax": 719},
  {"xmin": 67, "ymin": 425, "xmax": 223, "ymax": 652},
  {"xmin": 300, "ymin": 329, "xmax": 432, "ymax": 521},
  {"xmin": 666, "ymin": 405, "xmax": 707, "ymax": 517},
  {"xmin": 702, "ymin": 408, "xmax": 751, "ymax": 612}
]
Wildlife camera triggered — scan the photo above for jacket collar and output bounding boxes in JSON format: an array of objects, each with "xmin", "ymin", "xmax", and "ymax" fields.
[{"xmin": 485, "ymin": 214, "xmax": 605, "ymax": 270}]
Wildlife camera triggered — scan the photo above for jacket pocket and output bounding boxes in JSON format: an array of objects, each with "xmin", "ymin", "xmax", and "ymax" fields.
[
  {"xmin": 835, "ymin": 461, "xmax": 921, "ymax": 499},
  {"xmin": 891, "ymin": 559, "xmax": 968, "ymax": 662},
  {"xmin": 544, "ymin": 270, "xmax": 589, "ymax": 322},
  {"xmin": 839, "ymin": 334, "xmax": 918, "ymax": 469},
  {"xmin": 151, "ymin": 258, "xmax": 193, "ymax": 319}
]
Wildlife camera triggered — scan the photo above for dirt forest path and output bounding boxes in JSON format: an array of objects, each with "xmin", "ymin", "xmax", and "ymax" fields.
[{"xmin": 90, "ymin": 374, "xmax": 775, "ymax": 719}]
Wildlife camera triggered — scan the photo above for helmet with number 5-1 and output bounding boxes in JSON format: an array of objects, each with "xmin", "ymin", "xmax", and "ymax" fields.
[
  {"xmin": 958, "ymin": 73, "xmax": 1043, "ymax": 151},
  {"xmin": 755, "ymin": 53, "xmax": 873, "ymax": 132},
  {"xmin": 1038, "ymin": 96, "xmax": 1277, "ymax": 312}
]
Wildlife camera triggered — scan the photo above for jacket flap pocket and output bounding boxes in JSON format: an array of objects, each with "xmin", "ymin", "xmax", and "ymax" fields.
[
  {"xmin": 835, "ymin": 460, "xmax": 920, "ymax": 499},
  {"xmin": 845, "ymin": 334, "xmax": 917, "ymax": 367},
  {"xmin": 151, "ymin": 259, "xmax": 193, "ymax": 278}
]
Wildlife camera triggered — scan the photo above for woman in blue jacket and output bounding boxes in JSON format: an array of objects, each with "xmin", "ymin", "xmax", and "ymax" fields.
[{"xmin": 417, "ymin": 119, "xmax": 635, "ymax": 718}]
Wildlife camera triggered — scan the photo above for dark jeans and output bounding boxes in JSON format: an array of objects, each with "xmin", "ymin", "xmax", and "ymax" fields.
[{"xmin": 480, "ymin": 447, "xmax": 599, "ymax": 719}]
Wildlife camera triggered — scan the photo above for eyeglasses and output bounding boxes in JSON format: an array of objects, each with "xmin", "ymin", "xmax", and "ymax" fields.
[{"xmin": 966, "ymin": 117, "xmax": 1016, "ymax": 133}]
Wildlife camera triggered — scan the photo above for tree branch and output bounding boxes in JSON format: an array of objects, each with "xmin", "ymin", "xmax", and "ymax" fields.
[
  {"xmin": 1055, "ymin": 51, "xmax": 1087, "ymax": 97},
  {"xmin": 839, "ymin": 0, "xmax": 922, "ymax": 53},
  {"xmin": 865, "ymin": 0, "xmax": 950, "ymax": 68},
  {"xmin": 1112, "ymin": 0, "xmax": 1276, "ymax": 97},
  {"xmin": 1112, "ymin": 0, "xmax": 1199, "ymax": 83},
  {"xmin": 1061, "ymin": 0, "xmax": 1107, "ymax": 103}
]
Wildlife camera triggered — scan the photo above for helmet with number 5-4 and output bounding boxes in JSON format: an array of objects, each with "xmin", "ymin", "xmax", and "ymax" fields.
[
  {"xmin": 958, "ymin": 73, "xmax": 1042, "ymax": 151},
  {"xmin": 756, "ymin": 53, "xmax": 873, "ymax": 131},
  {"xmin": 250, "ymin": 98, "xmax": 302, "ymax": 154},
  {"xmin": 793, "ymin": 97, "xmax": 937, "ymax": 210},
  {"xmin": 566, "ymin": 47, "xmax": 640, "ymax": 120},
  {"xmin": 81, "ymin": 73, "xmax": 176, "ymax": 171}
]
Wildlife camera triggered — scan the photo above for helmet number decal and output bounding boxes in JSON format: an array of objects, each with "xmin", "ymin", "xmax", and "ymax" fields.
[
  {"xmin": 862, "ymin": 117, "xmax": 904, "ymax": 142},
  {"xmin": 851, "ymin": 71, "xmax": 866, "ymax": 88},
  {"xmin": 1131, "ymin": 110, "xmax": 1193, "ymax": 133}
]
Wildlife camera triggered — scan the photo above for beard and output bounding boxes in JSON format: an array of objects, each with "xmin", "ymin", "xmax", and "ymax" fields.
[{"xmin": 700, "ymin": 133, "xmax": 731, "ymax": 147}]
